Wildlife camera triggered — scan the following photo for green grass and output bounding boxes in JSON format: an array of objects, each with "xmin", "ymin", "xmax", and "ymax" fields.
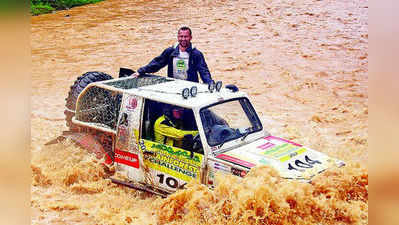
[{"xmin": 31, "ymin": 0, "xmax": 104, "ymax": 15}]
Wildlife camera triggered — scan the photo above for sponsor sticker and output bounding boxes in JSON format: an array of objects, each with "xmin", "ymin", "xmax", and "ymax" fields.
[
  {"xmin": 279, "ymin": 147, "xmax": 307, "ymax": 162},
  {"xmin": 257, "ymin": 142, "xmax": 275, "ymax": 150},
  {"xmin": 140, "ymin": 139, "xmax": 203, "ymax": 182},
  {"xmin": 126, "ymin": 97, "xmax": 138, "ymax": 111},
  {"xmin": 116, "ymin": 125, "xmax": 130, "ymax": 150},
  {"xmin": 213, "ymin": 162, "xmax": 231, "ymax": 173},
  {"xmin": 264, "ymin": 136, "xmax": 302, "ymax": 147},
  {"xmin": 262, "ymin": 143, "xmax": 307, "ymax": 160},
  {"xmin": 216, "ymin": 154, "xmax": 256, "ymax": 168},
  {"xmin": 115, "ymin": 149, "xmax": 139, "ymax": 168},
  {"xmin": 231, "ymin": 167, "xmax": 247, "ymax": 177}
]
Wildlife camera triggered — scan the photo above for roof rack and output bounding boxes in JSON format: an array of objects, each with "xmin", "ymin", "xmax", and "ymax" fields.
[{"xmin": 104, "ymin": 74, "xmax": 172, "ymax": 90}]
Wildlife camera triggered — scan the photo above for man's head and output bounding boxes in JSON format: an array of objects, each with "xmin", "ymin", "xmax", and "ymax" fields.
[
  {"xmin": 177, "ymin": 26, "xmax": 192, "ymax": 50},
  {"xmin": 171, "ymin": 107, "xmax": 184, "ymax": 120},
  {"xmin": 164, "ymin": 105, "xmax": 185, "ymax": 122}
]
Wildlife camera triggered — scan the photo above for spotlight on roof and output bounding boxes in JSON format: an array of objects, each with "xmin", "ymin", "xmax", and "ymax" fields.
[
  {"xmin": 182, "ymin": 88, "xmax": 190, "ymax": 99},
  {"xmin": 208, "ymin": 80, "xmax": 215, "ymax": 93},
  {"xmin": 215, "ymin": 81, "xmax": 223, "ymax": 92},
  {"xmin": 225, "ymin": 84, "xmax": 239, "ymax": 92},
  {"xmin": 190, "ymin": 86, "xmax": 198, "ymax": 97}
]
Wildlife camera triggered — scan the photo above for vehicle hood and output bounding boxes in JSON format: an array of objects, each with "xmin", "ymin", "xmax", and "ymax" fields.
[{"xmin": 214, "ymin": 135, "xmax": 345, "ymax": 181}]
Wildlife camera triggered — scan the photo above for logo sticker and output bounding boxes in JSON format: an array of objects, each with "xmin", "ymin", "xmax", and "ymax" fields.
[
  {"xmin": 126, "ymin": 97, "xmax": 138, "ymax": 111},
  {"xmin": 231, "ymin": 167, "xmax": 247, "ymax": 177},
  {"xmin": 176, "ymin": 59, "xmax": 186, "ymax": 69},
  {"xmin": 115, "ymin": 149, "xmax": 139, "ymax": 168}
]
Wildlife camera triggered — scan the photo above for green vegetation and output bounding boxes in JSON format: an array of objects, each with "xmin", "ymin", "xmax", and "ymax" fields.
[{"xmin": 31, "ymin": 0, "xmax": 104, "ymax": 15}]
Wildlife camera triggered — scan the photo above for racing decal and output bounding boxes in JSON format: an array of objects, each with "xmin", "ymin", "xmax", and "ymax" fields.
[
  {"xmin": 126, "ymin": 96, "xmax": 138, "ymax": 111},
  {"xmin": 114, "ymin": 95, "xmax": 144, "ymax": 182},
  {"xmin": 223, "ymin": 147, "xmax": 270, "ymax": 166},
  {"xmin": 278, "ymin": 147, "xmax": 307, "ymax": 162},
  {"xmin": 150, "ymin": 143, "xmax": 202, "ymax": 164},
  {"xmin": 257, "ymin": 142, "xmax": 275, "ymax": 150},
  {"xmin": 213, "ymin": 135, "xmax": 340, "ymax": 180},
  {"xmin": 287, "ymin": 155, "xmax": 322, "ymax": 172},
  {"xmin": 217, "ymin": 136, "xmax": 309, "ymax": 167},
  {"xmin": 253, "ymin": 136, "xmax": 308, "ymax": 162},
  {"xmin": 216, "ymin": 154, "xmax": 256, "ymax": 168},
  {"xmin": 213, "ymin": 162, "xmax": 231, "ymax": 173},
  {"xmin": 139, "ymin": 139, "xmax": 203, "ymax": 182},
  {"xmin": 231, "ymin": 167, "xmax": 247, "ymax": 177},
  {"xmin": 115, "ymin": 149, "xmax": 139, "ymax": 168},
  {"xmin": 119, "ymin": 112, "xmax": 129, "ymax": 127},
  {"xmin": 264, "ymin": 136, "xmax": 302, "ymax": 147},
  {"xmin": 207, "ymin": 161, "xmax": 232, "ymax": 188},
  {"xmin": 156, "ymin": 173, "xmax": 187, "ymax": 189},
  {"xmin": 121, "ymin": 95, "xmax": 143, "ymax": 129},
  {"xmin": 262, "ymin": 143, "xmax": 307, "ymax": 162},
  {"xmin": 277, "ymin": 145, "xmax": 336, "ymax": 179},
  {"xmin": 128, "ymin": 129, "xmax": 140, "ymax": 152},
  {"xmin": 118, "ymin": 94, "xmax": 143, "ymax": 153},
  {"xmin": 116, "ymin": 113, "xmax": 130, "ymax": 150}
]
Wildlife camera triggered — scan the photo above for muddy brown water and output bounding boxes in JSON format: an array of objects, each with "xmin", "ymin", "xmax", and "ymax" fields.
[{"xmin": 31, "ymin": 0, "xmax": 368, "ymax": 224}]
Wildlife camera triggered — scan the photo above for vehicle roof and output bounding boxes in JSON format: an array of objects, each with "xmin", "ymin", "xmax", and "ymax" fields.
[{"xmin": 96, "ymin": 75, "xmax": 248, "ymax": 109}]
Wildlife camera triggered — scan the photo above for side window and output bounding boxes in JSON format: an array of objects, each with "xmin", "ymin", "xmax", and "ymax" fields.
[
  {"xmin": 141, "ymin": 99, "xmax": 164, "ymax": 141},
  {"xmin": 76, "ymin": 86, "xmax": 122, "ymax": 130},
  {"xmin": 141, "ymin": 100, "xmax": 201, "ymax": 153}
]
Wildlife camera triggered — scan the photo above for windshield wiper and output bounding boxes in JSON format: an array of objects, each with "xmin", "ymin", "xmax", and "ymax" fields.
[
  {"xmin": 238, "ymin": 127, "xmax": 251, "ymax": 141},
  {"xmin": 218, "ymin": 141, "xmax": 225, "ymax": 149}
]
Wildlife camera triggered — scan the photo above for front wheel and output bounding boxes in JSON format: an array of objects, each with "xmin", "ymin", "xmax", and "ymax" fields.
[{"xmin": 64, "ymin": 71, "xmax": 113, "ymax": 130}]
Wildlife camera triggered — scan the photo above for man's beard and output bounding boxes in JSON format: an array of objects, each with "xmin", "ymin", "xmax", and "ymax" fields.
[{"xmin": 180, "ymin": 41, "xmax": 189, "ymax": 47}]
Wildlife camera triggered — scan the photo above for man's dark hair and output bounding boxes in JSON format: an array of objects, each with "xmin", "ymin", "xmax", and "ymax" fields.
[{"xmin": 178, "ymin": 26, "xmax": 192, "ymax": 36}]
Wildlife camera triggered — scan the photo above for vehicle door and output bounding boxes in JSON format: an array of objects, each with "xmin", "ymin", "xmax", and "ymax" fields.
[
  {"xmin": 114, "ymin": 93, "xmax": 145, "ymax": 183},
  {"xmin": 139, "ymin": 100, "xmax": 204, "ymax": 193}
]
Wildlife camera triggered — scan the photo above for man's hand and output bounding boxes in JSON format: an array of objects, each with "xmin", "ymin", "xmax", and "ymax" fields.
[
  {"xmin": 182, "ymin": 134, "xmax": 194, "ymax": 150},
  {"xmin": 130, "ymin": 72, "xmax": 139, "ymax": 78},
  {"xmin": 137, "ymin": 67, "xmax": 146, "ymax": 76}
]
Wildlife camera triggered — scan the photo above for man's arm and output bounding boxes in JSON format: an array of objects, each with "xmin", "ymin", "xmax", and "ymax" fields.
[
  {"xmin": 138, "ymin": 47, "xmax": 173, "ymax": 74},
  {"xmin": 157, "ymin": 122, "xmax": 198, "ymax": 140},
  {"xmin": 195, "ymin": 51, "xmax": 213, "ymax": 84}
]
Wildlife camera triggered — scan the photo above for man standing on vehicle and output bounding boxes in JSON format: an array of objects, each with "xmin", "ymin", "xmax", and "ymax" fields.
[{"xmin": 137, "ymin": 26, "xmax": 213, "ymax": 84}]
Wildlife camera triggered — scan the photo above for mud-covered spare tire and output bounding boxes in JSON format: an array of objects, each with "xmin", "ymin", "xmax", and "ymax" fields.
[{"xmin": 64, "ymin": 71, "xmax": 113, "ymax": 129}]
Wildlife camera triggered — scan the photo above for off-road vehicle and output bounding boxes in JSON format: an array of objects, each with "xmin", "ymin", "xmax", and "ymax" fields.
[{"xmin": 63, "ymin": 69, "xmax": 344, "ymax": 196}]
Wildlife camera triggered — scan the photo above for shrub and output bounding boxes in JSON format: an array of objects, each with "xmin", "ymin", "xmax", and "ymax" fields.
[
  {"xmin": 31, "ymin": 3, "xmax": 55, "ymax": 15},
  {"xmin": 31, "ymin": 0, "xmax": 104, "ymax": 15}
]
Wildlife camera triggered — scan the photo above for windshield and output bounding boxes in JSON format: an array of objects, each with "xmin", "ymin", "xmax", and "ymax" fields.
[{"xmin": 200, "ymin": 97, "xmax": 262, "ymax": 147}]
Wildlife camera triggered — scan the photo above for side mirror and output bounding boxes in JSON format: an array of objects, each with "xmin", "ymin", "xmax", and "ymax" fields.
[{"xmin": 225, "ymin": 84, "xmax": 239, "ymax": 92}]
